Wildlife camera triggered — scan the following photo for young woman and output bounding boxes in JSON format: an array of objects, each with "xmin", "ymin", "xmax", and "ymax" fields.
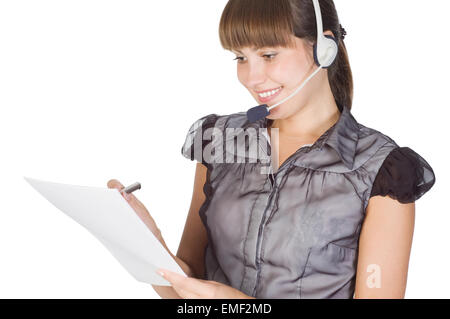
[{"xmin": 108, "ymin": 0, "xmax": 435, "ymax": 298}]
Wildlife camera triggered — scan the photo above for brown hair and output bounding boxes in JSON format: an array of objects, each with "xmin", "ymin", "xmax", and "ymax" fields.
[{"xmin": 219, "ymin": 0, "xmax": 353, "ymax": 112}]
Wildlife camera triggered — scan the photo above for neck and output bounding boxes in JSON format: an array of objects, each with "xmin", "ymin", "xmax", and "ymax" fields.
[{"xmin": 269, "ymin": 87, "xmax": 340, "ymax": 139}]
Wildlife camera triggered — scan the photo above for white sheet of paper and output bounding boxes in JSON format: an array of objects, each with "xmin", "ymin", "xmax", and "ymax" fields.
[{"xmin": 24, "ymin": 176, "xmax": 186, "ymax": 286}]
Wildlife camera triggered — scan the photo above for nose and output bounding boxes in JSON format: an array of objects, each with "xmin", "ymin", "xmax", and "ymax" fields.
[{"xmin": 242, "ymin": 60, "xmax": 267, "ymax": 90}]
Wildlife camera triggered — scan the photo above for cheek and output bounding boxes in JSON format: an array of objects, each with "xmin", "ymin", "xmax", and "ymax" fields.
[
  {"xmin": 285, "ymin": 62, "xmax": 309, "ymax": 84},
  {"xmin": 236, "ymin": 66, "xmax": 246, "ymax": 86},
  {"xmin": 276, "ymin": 52, "xmax": 312, "ymax": 85},
  {"xmin": 267, "ymin": 61, "xmax": 301, "ymax": 86}
]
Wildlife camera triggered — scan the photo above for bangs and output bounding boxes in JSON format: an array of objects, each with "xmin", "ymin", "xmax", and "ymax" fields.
[{"xmin": 219, "ymin": 0, "xmax": 297, "ymax": 52}]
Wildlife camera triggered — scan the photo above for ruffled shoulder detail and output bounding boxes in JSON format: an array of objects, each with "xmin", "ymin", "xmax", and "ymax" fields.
[
  {"xmin": 370, "ymin": 147, "xmax": 436, "ymax": 203},
  {"xmin": 181, "ymin": 113, "xmax": 220, "ymax": 165}
]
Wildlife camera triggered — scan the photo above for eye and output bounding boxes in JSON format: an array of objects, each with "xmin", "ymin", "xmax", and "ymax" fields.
[
  {"xmin": 263, "ymin": 53, "xmax": 277, "ymax": 60},
  {"xmin": 232, "ymin": 53, "xmax": 277, "ymax": 64}
]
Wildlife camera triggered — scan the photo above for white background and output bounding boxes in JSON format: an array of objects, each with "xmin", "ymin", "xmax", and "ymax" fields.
[{"xmin": 0, "ymin": 0, "xmax": 448, "ymax": 298}]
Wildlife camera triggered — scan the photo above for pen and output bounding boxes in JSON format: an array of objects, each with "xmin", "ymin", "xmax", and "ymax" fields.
[{"xmin": 120, "ymin": 182, "xmax": 141, "ymax": 195}]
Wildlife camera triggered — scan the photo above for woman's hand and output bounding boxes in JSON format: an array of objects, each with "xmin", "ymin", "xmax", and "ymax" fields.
[
  {"xmin": 156, "ymin": 268, "xmax": 255, "ymax": 299},
  {"xmin": 107, "ymin": 178, "xmax": 162, "ymax": 240}
]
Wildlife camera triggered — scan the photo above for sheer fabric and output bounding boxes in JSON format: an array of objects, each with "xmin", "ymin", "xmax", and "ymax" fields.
[{"xmin": 370, "ymin": 147, "xmax": 436, "ymax": 203}]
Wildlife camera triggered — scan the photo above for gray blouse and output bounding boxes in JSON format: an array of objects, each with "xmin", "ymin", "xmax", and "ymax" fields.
[{"xmin": 181, "ymin": 105, "xmax": 435, "ymax": 299}]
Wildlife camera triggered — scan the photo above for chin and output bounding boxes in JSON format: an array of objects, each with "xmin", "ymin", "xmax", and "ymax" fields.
[{"xmin": 267, "ymin": 104, "xmax": 282, "ymax": 117}]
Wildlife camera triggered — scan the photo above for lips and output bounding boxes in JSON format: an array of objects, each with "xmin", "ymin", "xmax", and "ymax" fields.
[
  {"xmin": 257, "ymin": 87, "xmax": 283, "ymax": 103},
  {"xmin": 255, "ymin": 86, "xmax": 282, "ymax": 94}
]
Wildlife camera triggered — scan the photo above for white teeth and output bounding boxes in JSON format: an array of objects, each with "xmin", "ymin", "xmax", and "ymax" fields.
[{"xmin": 258, "ymin": 87, "xmax": 281, "ymax": 98}]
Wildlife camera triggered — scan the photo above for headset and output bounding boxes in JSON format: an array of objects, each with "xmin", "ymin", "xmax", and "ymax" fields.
[{"xmin": 246, "ymin": 0, "xmax": 339, "ymax": 123}]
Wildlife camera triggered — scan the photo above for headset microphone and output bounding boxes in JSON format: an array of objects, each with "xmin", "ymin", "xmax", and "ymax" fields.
[{"xmin": 246, "ymin": 0, "xmax": 339, "ymax": 123}]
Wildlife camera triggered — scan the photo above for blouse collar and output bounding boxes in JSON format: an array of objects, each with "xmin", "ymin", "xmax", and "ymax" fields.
[
  {"xmin": 242, "ymin": 104, "xmax": 360, "ymax": 170},
  {"xmin": 321, "ymin": 105, "xmax": 360, "ymax": 170}
]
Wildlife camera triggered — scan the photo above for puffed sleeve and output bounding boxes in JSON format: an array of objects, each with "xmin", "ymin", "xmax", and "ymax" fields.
[
  {"xmin": 369, "ymin": 147, "xmax": 436, "ymax": 204},
  {"xmin": 181, "ymin": 113, "xmax": 220, "ymax": 165}
]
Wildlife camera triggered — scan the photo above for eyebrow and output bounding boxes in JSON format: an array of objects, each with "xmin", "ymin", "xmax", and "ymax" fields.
[{"xmin": 232, "ymin": 47, "xmax": 274, "ymax": 54}]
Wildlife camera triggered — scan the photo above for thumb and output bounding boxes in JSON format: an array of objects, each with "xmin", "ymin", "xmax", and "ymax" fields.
[
  {"xmin": 107, "ymin": 179, "xmax": 142, "ymax": 207},
  {"xmin": 107, "ymin": 179, "xmax": 124, "ymax": 190},
  {"xmin": 107, "ymin": 179, "xmax": 133, "ymax": 201}
]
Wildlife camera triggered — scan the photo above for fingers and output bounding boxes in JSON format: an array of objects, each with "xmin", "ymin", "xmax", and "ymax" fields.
[
  {"xmin": 157, "ymin": 269, "xmax": 211, "ymax": 298},
  {"xmin": 176, "ymin": 287, "xmax": 201, "ymax": 299}
]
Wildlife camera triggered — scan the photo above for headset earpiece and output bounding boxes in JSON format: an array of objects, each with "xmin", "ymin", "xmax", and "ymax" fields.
[{"xmin": 313, "ymin": 34, "xmax": 339, "ymax": 69}]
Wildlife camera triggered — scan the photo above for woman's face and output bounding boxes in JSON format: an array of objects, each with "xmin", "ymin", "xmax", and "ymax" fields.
[{"xmin": 232, "ymin": 35, "xmax": 326, "ymax": 120}]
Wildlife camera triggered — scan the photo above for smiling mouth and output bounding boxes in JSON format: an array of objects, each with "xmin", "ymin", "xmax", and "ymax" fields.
[{"xmin": 257, "ymin": 86, "xmax": 283, "ymax": 102}]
